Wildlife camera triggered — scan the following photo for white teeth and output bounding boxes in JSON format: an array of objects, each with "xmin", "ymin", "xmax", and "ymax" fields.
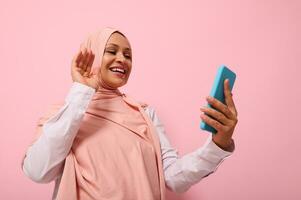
[{"xmin": 110, "ymin": 67, "xmax": 125, "ymax": 74}]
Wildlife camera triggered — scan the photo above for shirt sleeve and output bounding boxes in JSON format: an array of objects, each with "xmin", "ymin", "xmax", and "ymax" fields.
[
  {"xmin": 144, "ymin": 106, "xmax": 235, "ymax": 193},
  {"xmin": 22, "ymin": 82, "xmax": 95, "ymax": 183}
]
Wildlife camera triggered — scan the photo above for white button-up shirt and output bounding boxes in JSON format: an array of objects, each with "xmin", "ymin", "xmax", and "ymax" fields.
[{"xmin": 22, "ymin": 82, "xmax": 234, "ymax": 199}]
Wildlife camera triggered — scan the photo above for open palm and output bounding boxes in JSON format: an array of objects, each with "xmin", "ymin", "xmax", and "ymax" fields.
[{"xmin": 71, "ymin": 48, "xmax": 99, "ymax": 90}]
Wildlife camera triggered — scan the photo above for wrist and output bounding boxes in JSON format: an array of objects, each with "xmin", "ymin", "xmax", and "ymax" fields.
[
  {"xmin": 73, "ymin": 81, "xmax": 97, "ymax": 91},
  {"xmin": 212, "ymin": 137, "xmax": 234, "ymax": 152}
]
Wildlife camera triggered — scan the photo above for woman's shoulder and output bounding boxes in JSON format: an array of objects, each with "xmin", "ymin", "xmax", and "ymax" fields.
[
  {"xmin": 123, "ymin": 94, "xmax": 152, "ymax": 111},
  {"xmin": 138, "ymin": 101, "xmax": 149, "ymax": 109},
  {"xmin": 142, "ymin": 104, "xmax": 158, "ymax": 121},
  {"xmin": 122, "ymin": 94, "xmax": 157, "ymax": 118}
]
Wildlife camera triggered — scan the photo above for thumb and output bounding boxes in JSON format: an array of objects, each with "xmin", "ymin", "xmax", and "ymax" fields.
[
  {"xmin": 90, "ymin": 67, "xmax": 104, "ymax": 90},
  {"xmin": 90, "ymin": 67, "xmax": 99, "ymax": 76}
]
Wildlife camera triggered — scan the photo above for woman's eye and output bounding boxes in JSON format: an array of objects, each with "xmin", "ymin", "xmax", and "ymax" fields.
[
  {"xmin": 106, "ymin": 50, "xmax": 116, "ymax": 54},
  {"xmin": 124, "ymin": 54, "xmax": 132, "ymax": 59}
]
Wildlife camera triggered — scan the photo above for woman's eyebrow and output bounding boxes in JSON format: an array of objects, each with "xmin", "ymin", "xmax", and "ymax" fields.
[
  {"xmin": 106, "ymin": 43, "xmax": 118, "ymax": 47},
  {"xmin": 106, "ymin": 43, "xmax": 131, "ymax": 51}
]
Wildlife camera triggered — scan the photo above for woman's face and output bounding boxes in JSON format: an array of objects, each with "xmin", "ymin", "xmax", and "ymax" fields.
[{"xmin": 100, "ymin": 32, "xmax": 132, "ymax": 89}]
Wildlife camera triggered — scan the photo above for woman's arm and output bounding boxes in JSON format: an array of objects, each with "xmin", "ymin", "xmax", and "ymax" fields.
[
  {"xmin": 22, "ymin": 82, "xmax": 95, "ymax": 183},
  {"xmin": 145, "ymin": 106, "xmax": 234, "ymax": 193}
]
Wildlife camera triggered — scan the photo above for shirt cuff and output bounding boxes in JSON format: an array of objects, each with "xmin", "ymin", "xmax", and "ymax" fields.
[
  {"xmin": 195, "ymin": 134, "xmax": 234, "ymax": 164},
  {"xmin": 65, "ymin": 82, "xmax": 95, "ymax": 103}
]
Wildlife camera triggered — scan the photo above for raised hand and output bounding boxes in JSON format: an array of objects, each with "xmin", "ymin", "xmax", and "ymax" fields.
[
  {"xmin": 200, "ymin": 79, "xmax": 238, "ymax": 151},
  {"xmin": 71, "ymin": 48, "xmax": 99, "ymax": 90}
]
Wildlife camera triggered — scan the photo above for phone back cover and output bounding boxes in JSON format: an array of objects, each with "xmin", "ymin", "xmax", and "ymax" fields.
[{"xmin": 200, "ymin": 65, "xmax": 236, "ymax": 133}]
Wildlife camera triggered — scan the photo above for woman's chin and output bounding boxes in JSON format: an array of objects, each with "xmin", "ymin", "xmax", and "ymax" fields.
[
  {"xmin": 100, "ymin": 74, "xmax": 128, "ymax": 89},
  {"xmin": 106, "ymin": 79, "xmax": 127, "ymax": 89}
]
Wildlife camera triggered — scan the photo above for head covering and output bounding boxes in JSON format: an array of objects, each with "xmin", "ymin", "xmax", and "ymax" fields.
[
  {"xmin": 79, "ymin": 27, "xmax": 121, "ymax": 91},
  {"xmin": 25, "ymin": 27, "xmax": 166, "ymax": 200}
]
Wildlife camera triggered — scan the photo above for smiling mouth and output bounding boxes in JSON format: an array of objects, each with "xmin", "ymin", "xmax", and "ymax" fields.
[
  {"xmin": 109, "ymin": 68, "xmax": 126, "ymax": 74},
  {"xmin": 109, "ymin": 68, "xmax": 127, "ymax": 79}
]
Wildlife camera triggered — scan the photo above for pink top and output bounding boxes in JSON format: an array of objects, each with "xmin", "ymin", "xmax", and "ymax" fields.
[{"xmin": 54, "ymin": 88, "xmax": 166, "ymax": 200}]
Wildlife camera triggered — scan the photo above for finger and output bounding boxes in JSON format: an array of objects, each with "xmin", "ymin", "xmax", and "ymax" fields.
[
  {"xmin": 83, "ymin": 66, "xmax": 91, "ymax": 77},
  {"xmin": 224, "ymin": 79, "xmax": 238, "ymax": 117},
  {"xmin": 200, "ymin": 106, "xmax": 232, "ymax": 125},
  {"xmin": 91, "ymin": 67, "xmax": 100, "ymax": 75},
  {"xmin": 82, "ymin": 49, "xmax": 91, "ymax": 71},
  {"xmin": 87, "ymin": 50, "xmax": 95, "ymax": 67},
  {"xmin": 84, "ymin": 52, "xmax": 95, "ymax": 77},
  {"xmin": 81, "ymin": 48, "xmax": 89, "ymax": 71},
  {"xmin": 75, "ymin": 49, "xmax": 83, "ymax": 64},
  {"xmin": 78, "ymin": 48, "xmax": 88, "ymax": 67},
  {"xmin": 72, "ymin": 51, "xmax": 83, "ymax": 75},
  {"xmin": 206, "ymin": 96, "xmax": 235, "ymax": 120},
  {"xmin": 77, "ymin": 49, "xmax": 87, "ymax": 69},
  {"xmin": 200, "ymin": 114, "xmax": 225, "ymax": 132}
]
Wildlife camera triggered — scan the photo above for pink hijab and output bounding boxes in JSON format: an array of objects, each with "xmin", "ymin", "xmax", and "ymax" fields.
[{"xmin": 24, "ymin": 27, "xmax": 166, "ymax": 200}]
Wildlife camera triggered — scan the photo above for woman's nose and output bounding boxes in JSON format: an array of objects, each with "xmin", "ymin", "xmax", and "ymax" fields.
[{"xmin": 116, "ymin": 52, "xmax": 126, "ymax": 62}]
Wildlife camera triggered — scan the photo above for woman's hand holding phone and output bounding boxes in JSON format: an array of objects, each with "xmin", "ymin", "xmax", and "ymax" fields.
[{"xmin": 200, "ymin": 79, "xmax": 238, "ymax": 151}]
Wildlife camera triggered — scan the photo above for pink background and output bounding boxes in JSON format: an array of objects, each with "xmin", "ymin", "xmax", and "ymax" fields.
[{"xmin": 0, "ymin": 0, "xmax": 300, "ymax": 199}]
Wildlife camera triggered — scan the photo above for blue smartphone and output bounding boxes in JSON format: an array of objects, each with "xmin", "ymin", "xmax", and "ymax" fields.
[{"xmin": 200, "ymin": 65, "xmax": 236, "ymax": 134}]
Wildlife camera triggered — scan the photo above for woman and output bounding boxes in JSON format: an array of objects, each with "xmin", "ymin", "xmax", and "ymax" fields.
[{"xmin": 22, "ymin": 27, "xmax": 238, "ymax": 200}]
